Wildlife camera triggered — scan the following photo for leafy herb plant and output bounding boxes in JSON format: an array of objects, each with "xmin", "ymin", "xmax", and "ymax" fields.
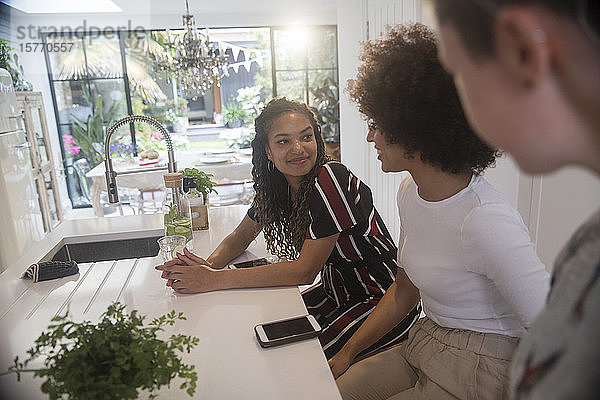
[
  {"xmin": 181, "ymin": 167, "xmax": 218, "ymax": 200},
  {"xmin": 2, "ymin": 302, "xmax": 199, "ymax": 400}
]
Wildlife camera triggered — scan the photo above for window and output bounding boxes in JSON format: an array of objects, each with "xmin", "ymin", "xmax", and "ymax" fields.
[
  {"xmin": 272, "ymin": 26, "xmax": 339, "ymax": 159},
  {"xmin": 44, "ymin": 26, "xmax": 339, "ymax": 208}
]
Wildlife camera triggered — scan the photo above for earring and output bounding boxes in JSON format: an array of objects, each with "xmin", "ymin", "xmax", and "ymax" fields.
[
  {"xmin": 267, "ymin": 159, "xmax": 275, "ymax": 172},
  {"xmin": 532, "ymin": 28, "xmax": 546, "ymax": 44}
]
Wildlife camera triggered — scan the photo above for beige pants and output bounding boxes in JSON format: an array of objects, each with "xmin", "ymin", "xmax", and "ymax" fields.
[{"xmin": 336, "ymin": 317, "xmax": 519, "ymax": 400}]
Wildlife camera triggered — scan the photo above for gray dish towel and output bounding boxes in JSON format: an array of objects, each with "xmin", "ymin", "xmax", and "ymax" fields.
[{"xmin": 21, "ymin": 261, "xmax": 79, "ymax": 282}]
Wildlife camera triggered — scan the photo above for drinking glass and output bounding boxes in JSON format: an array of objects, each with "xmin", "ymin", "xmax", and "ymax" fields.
[{"xmin": 157, "ymin": 235, "xmax": 187, "ymax": 263}]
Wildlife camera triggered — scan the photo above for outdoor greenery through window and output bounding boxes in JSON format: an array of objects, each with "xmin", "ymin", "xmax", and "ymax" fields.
[
  {"xmin": 272, "ymin": 27, "xmax": 339, "ymax": 150},
  {"xmin": 44, "ymin": 26, "xmax": 339, "ymax": 208}
]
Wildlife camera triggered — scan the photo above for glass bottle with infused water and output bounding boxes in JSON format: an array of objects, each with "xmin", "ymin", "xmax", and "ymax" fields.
[
  {"xmin": 183, "ymin": 176, "xmax": 209, "ymax": 230},
  {"xmin": 162, "ymin": 173, "xmax": 193, "ymax": 250}
]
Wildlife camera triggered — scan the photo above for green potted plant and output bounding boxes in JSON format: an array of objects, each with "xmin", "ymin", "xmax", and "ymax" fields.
[
  {"xmin": 228, "ymin": 129, "xmax": 254, "ymax": 149},
  {"xmin": 1, "ymin": 302, "xmax": 199, "ymax": 399},
  {"xmin": 0, "ymin": 39, "xmax": 33, "ymax": 91},
  {"xmin": 166, "ymin": 97, "xmax": 189, "ymax": 133},
  {"xmin": 223, "ymin": 101, "xmax": 248, "ymax": 128},
  {"xmin": 181, "ymin": 167, "xmax": 218, "ymax": 230},
  {"xmin": 235, "ymin": 85, "xmax": 264, "ymax": 124},
  {"xmin": 71, "ymin": 86, "xmax": 121, "ymax": 168}
]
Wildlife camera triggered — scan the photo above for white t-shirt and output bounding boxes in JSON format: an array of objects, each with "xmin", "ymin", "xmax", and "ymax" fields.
[{"xmin": 397, "ymin": 174, "xmax": 549, "ymax": 337}]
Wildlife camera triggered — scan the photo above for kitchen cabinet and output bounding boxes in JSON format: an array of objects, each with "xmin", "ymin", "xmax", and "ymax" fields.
[{"xmin": 16, "ymin": 92, "xmax": 63, "ymax": 232}]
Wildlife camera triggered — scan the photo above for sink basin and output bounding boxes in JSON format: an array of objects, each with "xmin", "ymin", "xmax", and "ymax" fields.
[{"xmin": 50, "ymin": 235, "xmax": 162, "ymax": 263}]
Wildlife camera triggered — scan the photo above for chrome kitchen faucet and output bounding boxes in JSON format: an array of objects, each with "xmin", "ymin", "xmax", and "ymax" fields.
[{"xmin": 103, "ymin": 115, "xmax": 177, "ymax": 204}]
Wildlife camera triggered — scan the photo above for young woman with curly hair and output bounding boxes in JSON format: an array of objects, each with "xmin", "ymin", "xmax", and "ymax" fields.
[
  {"xmin": 332, "ymin": 24, "xmax": 549, "ymax": 400},
  {"xmin": 156, "ymin": 97, "xmax": 420, "ymax": 360}
]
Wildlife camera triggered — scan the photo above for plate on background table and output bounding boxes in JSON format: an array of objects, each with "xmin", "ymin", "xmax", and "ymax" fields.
[
  {"xmin": 139, "ymin": 158, "xmax": 161, "ymax": 166},
  {"xmin": 238, "ymin": 148, "xmax": 253, "ymax": 156},
  {"xmin": 196, "ymin": 157, "xmax": 231, "ymax": 165},
  {"xmin": 206, "ymin": 149, "xmax": 235, "ymax": 155}
]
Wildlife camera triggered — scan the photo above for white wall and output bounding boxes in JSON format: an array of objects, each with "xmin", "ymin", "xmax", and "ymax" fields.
[
  {"xmin": 338, "ymin": 0, "xmax": 429, "ymax": 243},
  {"xmin": 337, "ymin": 0, "xmax": 367, "ymax": 176},
  {"xmin": 533, "ymin": 168, "xmax": 600, "ymax": 269}
]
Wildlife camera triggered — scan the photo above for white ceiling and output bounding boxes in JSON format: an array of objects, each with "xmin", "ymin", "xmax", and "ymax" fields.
[
  {"xmin": 5, "ymin": 0, "xmax": 338, "ymax": 29},
  {"xmin": 118, "ymin": 0, "xmax": 337, "ymax": 17},
  {"xmin": 4, "ymin": 0, "xmax": 122, "ymax": 13},
  {"xmin": 4, "ymin": 0, "xmax": 337, "ymax": 17}
]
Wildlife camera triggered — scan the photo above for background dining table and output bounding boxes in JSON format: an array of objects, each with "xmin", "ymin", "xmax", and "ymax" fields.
[{"xmin": 85, "ymin": 149, "xmax": 254, "ymax": 216}]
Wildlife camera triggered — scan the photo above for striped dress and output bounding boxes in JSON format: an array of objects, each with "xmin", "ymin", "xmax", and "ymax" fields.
[{"xmin": 251, "ymin": 161, "xmax": 420, "ymax": 359}]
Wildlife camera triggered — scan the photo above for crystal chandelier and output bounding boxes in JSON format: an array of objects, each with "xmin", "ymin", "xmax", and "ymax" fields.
[{"xmin": 157, "ymin": 0, "xmax": 229, "ymax": 99}]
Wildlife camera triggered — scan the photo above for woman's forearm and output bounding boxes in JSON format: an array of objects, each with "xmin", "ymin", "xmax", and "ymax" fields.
[
  {"xmin": 339, "ymin": 279, "xmax": 420, "ymax": 360},
  {"xmin": 209, "ymin": 230, "xmax": 337, "ymax": 288},
  {"xmin": 206, "ymin": 216, "xmax": 259, "ymax": 269},
  {"xmin": 167, "ymin": 231, "xmax": 336, "ymax": 294},
  {"xmin": 206, "ymin": 231, "xmax": 249, "ymax": 269},
  {"xmin": 211, "ymin": 259, "xmax": 316, "ymax": 290}
]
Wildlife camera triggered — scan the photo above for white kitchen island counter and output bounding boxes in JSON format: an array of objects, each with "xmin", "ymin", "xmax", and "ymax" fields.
[{"xmin": 0, "ymin": 206, "xmax": 342, "ymax": 399}]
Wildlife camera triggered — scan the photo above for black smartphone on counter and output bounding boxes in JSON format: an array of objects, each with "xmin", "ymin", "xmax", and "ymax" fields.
[{"xmin": 229, "ymin": 257, "xmax": 270, "ymax": 269}]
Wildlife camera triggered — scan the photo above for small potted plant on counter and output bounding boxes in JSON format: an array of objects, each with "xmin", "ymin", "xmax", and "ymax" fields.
[
  {"xmin": 181, "ymin": 167, "xmax": 218, "ymax": 230},
  {"xmin": 1, "ymin": 302, "xmax": 199, "ymax": 399}
]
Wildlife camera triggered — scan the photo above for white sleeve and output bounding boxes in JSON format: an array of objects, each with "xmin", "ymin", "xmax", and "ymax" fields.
[
  {"xmin": 461, "ymin": 203, "xmax": 550, "ymax": 328},
  {"xmin": 396, "ymin": 176, "xmax": 412, "ymax": 270}
]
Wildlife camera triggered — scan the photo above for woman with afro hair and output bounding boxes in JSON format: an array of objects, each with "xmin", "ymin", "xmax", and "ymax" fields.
[
  {"xmin": 156, "ymin": 97, "xmax": 420, "ymax": 360},
  {"xmin": 332, "ymin": 24, "xmax": 549, "ymax": 399}
]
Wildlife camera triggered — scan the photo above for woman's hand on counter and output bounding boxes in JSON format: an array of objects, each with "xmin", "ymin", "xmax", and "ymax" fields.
[
  {"xmin": 175, "ymin": 248, "xmax": 213, "ymax": 267},
  {"xmin": 156, "ymin": 260, "xmax": 221, "ymax": 293},
  {"xmin": 156, "ymin": 248, "xmax": 218, "ymax": 293}
]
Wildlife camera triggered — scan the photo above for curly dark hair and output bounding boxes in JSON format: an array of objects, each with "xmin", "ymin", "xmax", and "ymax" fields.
[
  {"xmin": 250, "ymin": 97, "xmax": 331, "ymax": 260},
  {"xmin": 347, "ymin": 23, "xmax": 500, "ymax": 174}
]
